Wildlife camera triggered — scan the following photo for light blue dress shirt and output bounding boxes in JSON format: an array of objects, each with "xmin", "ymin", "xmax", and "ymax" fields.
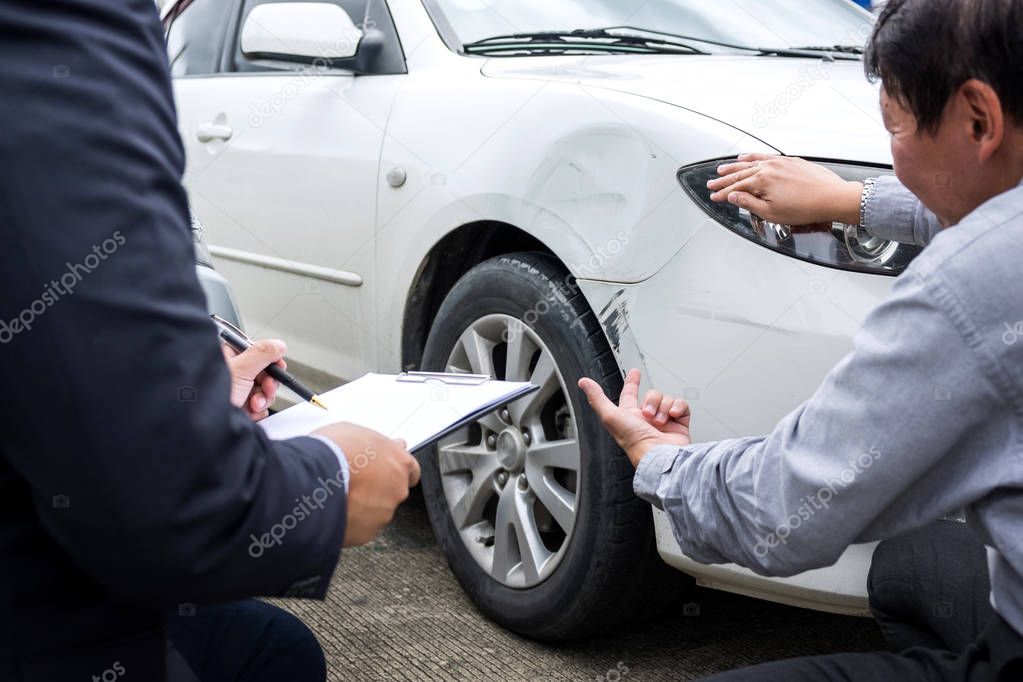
[{"xmin": 634, "ymin": 177, "xmax": 1023, "ymax": 636}]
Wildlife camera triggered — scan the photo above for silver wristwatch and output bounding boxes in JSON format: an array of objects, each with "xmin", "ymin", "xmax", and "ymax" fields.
[{"xmin": 859, "ymin": 177, "xmax": 878, "ymax": 227}]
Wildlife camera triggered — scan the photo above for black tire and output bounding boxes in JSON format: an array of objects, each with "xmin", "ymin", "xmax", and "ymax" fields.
[{"xmin": 420, "ymin": 252, "xmax": 691, "ymax": 640}]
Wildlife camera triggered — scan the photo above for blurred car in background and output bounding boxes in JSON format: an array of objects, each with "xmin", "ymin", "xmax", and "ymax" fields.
[{"xmin": 167, "ymin": 0, "xmax": 905, "ymax": 640}]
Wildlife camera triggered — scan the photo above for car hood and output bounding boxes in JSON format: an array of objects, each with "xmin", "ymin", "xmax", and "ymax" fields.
[{"xmin": 481, "ymin": 55, "xmax": 891, "ymax": 165}]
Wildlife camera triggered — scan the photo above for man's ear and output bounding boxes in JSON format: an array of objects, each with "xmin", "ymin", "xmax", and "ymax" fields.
[{"xmin": 958, "ymin": 79, "xmax": 1005, "ymax": 162}]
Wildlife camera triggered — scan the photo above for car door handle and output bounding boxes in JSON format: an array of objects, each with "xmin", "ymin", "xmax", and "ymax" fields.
[{"xmin": 196, "ymin": 122, "xmax": 233, "ymax": 142}]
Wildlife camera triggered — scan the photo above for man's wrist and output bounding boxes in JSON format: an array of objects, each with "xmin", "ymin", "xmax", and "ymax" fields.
[
  {"xmin": 309, "ymin": 435, "xmax": 350, "ymax": 494},
  {"xmin": 627, "ymin": 438, "xmax": 676, "ymax": 468},
  {"xmin": 835, "ymin": 181, "xmax": 864, "ymax": 226}
]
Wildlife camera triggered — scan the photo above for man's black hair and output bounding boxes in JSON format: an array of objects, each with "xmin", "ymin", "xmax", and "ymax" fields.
[{"xmin": 865, "ymin": 0, "xmax": 1023, "ymax": 133}]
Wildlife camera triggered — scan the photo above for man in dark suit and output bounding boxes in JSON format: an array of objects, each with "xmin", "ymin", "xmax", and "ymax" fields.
[{"xmin": 0, "ymin": 1, "xmax": 419, "ymax": 680}]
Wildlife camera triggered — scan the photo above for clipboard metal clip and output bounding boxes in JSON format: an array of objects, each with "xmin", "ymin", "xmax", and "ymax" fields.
[{"xmin": 397, "ymin": 371, "xmax": 491, "ymax": 386}]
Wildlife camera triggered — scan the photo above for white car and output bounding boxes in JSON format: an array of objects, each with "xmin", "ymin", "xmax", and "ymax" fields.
[{"xmin": 167, "ymin": 0, "xmax": 914, "ymax": 639}]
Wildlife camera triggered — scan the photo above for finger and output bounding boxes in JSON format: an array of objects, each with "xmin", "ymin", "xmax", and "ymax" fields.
[
  {"xmin": 715, "ymin": 160, "xmax": 756, "ymax": 176},
  {"xmin": 727, "ymin": 190, "xmax": 772, "ymax": 217},
  {"xmin": 231, "ymin": 339, "xmax": 287, "ymax": 382},
  {"xmin": 619, "ymin": 369, "xmax": 642, "ymax": 410},
  {"xmin": 578, "ymin": 377, "xmax": 622, "ymax": 423},
  {"xmin": 254, "ymin": 366, "xmax": 283, "ymax": 385},
  {"xmin": 678, "ymin": 409, "xmax": 692, "ymax": 428},
  {"xmin": 259, "ymin": 374, "xmax": 278, "ymax": 405},
  {"xmin": 655, "ymin": 395, "xmax": 675, "ymax": 424},
  {"xmin": 707, "ymin": 164, "xmax": 761, "ymax": 192},
  {"xmin": 668, "ymin": 398, "xmax": 688, "ymax": 418},
  {"xmin": 710, "ymin": 172, "xmax": 765, "ymax": 202},
  {"xmin": 736, "ymin": 152, "xmax": 780, "ymax": 162},
  {"xmin": 249, "ymin": 390, "xmax": 269, "ymax": 414},
  {"xmin": 407, "ymin": 454, "xmax": 421, "ymax": 487},
  {"xmin": 393, "ymin": 438, "xmax": 408, "ymax": 451},
  {"xmin": 642, "ymin": 389, "xmax": 662, "ymax": 418},
  {"xmin": 221, "ymin": 342, "xmax": 239, "ymax": 362}
]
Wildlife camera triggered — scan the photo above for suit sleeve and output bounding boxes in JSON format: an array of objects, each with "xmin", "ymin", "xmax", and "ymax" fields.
[{"xmin": 0, "ymin": 0, "xmax": 345, "ymax": 605}]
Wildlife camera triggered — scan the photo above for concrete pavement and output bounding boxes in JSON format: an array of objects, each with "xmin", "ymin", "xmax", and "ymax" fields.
[{"xmin": 273, "ymin": 496, "xmax": 885, "ymax": 681}]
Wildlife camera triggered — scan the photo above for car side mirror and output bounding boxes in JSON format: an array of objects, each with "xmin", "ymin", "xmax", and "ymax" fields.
[{"xmin": 240, "ymin": 2, "xmax": 364, "ymax": 64}]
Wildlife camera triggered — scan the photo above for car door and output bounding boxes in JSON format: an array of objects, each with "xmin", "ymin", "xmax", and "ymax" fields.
[{"xmin": 169, "ymin": 0, "xmax": 406, "ymax": 382}]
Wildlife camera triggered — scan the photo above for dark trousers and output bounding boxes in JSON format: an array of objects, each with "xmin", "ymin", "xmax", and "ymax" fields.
[
  {"xmin": 165, "ymin": 600, "xmax": 326, "ymax": 682},
  {"xmin": 703, "ymin": 522, "xmax": 1023, "ymax": 681}
]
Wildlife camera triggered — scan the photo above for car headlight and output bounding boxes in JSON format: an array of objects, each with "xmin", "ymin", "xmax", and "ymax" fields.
[{"xmin": 678, "ymin": 159, "xmax": 921, "ymax": 276}]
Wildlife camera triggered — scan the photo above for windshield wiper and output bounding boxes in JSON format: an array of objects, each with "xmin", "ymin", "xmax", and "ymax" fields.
[
  {"xmin": 788, "ymin": 44, "xmax": 864, "ymax": 55},
  {"xmin": 600, "ymin": 26, "xmax": 863, "ymax": 60},
  {"xmin": 463, "ymin": 28, "xmax": 709, "ymax": 56}
]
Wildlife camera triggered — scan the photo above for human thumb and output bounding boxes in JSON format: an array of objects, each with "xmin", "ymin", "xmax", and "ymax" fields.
[
  {"xmin": 233, "ymin": 339, "xmax": 287, "ymax": 381},
  {"xmin": 578, "ymin": 377, "xmax": 621, "ymax": 425}
]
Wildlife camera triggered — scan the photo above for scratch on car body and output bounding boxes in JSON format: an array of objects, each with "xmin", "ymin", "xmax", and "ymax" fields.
[{"xmin": 598, "ymin": 289, "xmax": 630, "ymax": 355}]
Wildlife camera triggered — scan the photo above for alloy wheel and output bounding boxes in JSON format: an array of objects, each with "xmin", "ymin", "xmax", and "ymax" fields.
[{"xmin": 437, "ymin": 314, "xmax": 580, "ymax": 588}]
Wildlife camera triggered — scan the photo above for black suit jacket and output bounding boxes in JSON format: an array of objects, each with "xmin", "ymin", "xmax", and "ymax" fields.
[{"xmin": 0, "ymin": 1, "xmax": 346, "ymax": 678}]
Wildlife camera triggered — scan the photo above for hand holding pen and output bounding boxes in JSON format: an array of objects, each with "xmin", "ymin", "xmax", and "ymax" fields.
[{"xmin": 212, "ymin": 315, "xmax": 327, "ymax": 419}]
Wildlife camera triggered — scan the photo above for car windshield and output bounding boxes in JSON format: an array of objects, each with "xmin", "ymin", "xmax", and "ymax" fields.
[{"xmin": 429, "ymin": 0, "xmax": 873, "ymax": 54}]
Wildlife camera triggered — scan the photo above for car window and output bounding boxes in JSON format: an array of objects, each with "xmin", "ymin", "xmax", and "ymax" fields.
[
  {"xmin": 165, "ymin": 0, "xmax": 238, "ymax": 76},
  {"xmin": 232, "ymin": 0, "xmax": 405, "ymax": 74}
]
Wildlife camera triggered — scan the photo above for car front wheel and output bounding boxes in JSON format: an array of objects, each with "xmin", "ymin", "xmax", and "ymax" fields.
[{"xmin": 420, "ymin": 252, "xmax": 689, "ymax": 640}]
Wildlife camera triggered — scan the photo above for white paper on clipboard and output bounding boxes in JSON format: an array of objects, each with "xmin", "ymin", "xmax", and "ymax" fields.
[{"xmin": 258, "ymin": 373, "xmax": 538, "ymax": 452}]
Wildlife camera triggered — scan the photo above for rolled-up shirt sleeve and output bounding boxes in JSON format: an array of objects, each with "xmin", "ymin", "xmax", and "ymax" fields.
[
  {"xmin": 862, "ymin": 175, "xmax": 944, "ymax": 246},
  {"xmin": 633, "ymin": 268, "xmax": 1003, "ymax": 577}
]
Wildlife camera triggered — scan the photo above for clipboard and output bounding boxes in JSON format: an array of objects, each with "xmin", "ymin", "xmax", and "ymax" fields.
[
  {"xmin": 396, "ymin": 371, "xmax": 491, "ymax": 386},
  {"xmin": 258, "ymin": 372, "xmax": 540, "ymax": 454},
  {"xmin": 410, "ymin": 380, "xmax": 539, "ymax": 454}
]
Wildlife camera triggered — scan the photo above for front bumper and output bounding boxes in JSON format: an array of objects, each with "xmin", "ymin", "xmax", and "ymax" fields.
[{"xmin": 576, "ymin": 214, "xmax": 897, "ymax": 614}]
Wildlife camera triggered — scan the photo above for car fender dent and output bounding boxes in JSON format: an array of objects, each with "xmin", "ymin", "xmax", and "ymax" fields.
[
  {"xmin": 384, "ymin": 74, "xmax": 773, "ymax": 284},
  {"xmin": 524, "ymin": 124, "xmax": 652, "ymax": 257}
]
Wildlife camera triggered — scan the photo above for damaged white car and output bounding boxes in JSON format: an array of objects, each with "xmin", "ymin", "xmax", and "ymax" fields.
[{"xmin": 169, "ymin": 0, "xmax": 907, "ymax": 639}]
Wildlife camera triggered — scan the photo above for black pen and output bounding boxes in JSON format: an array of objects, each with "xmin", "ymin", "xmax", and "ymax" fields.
[{"xmin": 211, "ymin": 314, "xmax": 328, "ymax": 410}]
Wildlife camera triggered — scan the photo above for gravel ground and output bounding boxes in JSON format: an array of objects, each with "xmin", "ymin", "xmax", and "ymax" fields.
[{"xmin": 272, "ymin": 495, "xmax": 886, "ymax": 681}]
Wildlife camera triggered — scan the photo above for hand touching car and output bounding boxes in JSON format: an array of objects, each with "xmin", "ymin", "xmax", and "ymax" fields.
[
  {"xmin": 707, "ymin": 153, "xmax": 864, "ymax": 228},
  {"xmin": 578, "ymin": 369, "xmax": 691, "ymax": 467}
]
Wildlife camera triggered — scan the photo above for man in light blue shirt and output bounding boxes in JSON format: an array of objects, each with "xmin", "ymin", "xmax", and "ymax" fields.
[{"xmin": 580, "ymin": 0, "xmax": 1023, "ymax": 679}]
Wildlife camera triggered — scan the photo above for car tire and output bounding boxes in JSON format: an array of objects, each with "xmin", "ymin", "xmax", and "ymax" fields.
[{"xmin": 420, "ymin": 252, "xmax": 691, "ymax": 640}]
